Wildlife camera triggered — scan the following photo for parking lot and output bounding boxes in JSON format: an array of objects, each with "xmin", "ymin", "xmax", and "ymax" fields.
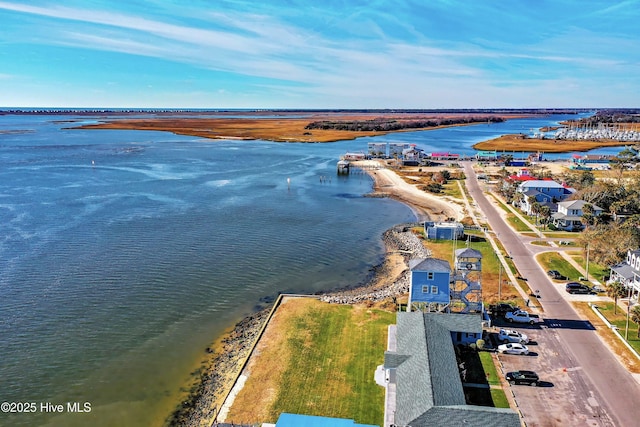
[{"xmin": 490, "ymin": 315, "xmax": 616, "ymax": 427}]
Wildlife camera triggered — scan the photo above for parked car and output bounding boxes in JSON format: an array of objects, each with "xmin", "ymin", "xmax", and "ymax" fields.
[
  {"xmin": 505, "ymin": 309, "xmax": 537, "ymax": 324},
  {"xmin": 547, "ymin": 270, "xmax": 567, "ymax": 280},
  {"xmin": 498, "ymin": 328, "xmax": 529, "ymax": 344},
  {"xmin": 505, "ymin": 370, "xmax": 539, "ymax": 386},
  {"xmin": 565, "ymin": 282, "xmax": 592, "ymax": 294},
  {"xmin": 498, "ymin": 342, "xmax": 529, "ymax": 355}
]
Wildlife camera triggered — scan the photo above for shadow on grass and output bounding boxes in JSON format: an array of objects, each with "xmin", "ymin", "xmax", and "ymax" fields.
[{"xmin": 457, "ymin": 348, "xmax": 506, "ymax": 407}]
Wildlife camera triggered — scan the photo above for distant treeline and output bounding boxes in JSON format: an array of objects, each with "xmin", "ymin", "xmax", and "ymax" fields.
[
  {"xmin": 304, "ymin": 116, "xmax": 505, "ymax": 132},
  {"xmin": 590, "ymin": 109, "xmax": 640, "ymax": 123}
]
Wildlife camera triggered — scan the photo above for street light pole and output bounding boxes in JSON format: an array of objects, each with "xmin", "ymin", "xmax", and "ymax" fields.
[
  {"xmin": 626, "ymin": 285, "xmax": 632, "ymax": 340},
  {"xmin": 585, "ymin": 243, "xmax": 590, "ymax": 283}
]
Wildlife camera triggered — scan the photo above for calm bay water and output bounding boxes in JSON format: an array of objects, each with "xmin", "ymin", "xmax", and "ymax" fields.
[{"xmin": 0, "ymin": 112, "xmax": 615, "ymax": 426}]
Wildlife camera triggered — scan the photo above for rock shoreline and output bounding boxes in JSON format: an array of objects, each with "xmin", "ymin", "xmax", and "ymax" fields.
[{"xmin": 166, "ymin": 223, "xmax": 426, "ymax": 426}]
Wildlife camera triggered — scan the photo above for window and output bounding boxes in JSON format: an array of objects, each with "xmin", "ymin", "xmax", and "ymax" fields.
[
  {"xmin": 422, "ymin": 286, "xmax": 430, "ymax": 293},
  {"xmin": 431, "ymin": 285, "xmax": 438, "ymax": 294},
  {"xmin": 427, "ymin": 272, "xmax": 434, "ymax": 280}
]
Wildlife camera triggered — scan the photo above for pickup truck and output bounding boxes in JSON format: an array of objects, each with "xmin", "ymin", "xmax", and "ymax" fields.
[{"xmin": 505, "ymin": 309, "xmax": 537, "ymax": 325}]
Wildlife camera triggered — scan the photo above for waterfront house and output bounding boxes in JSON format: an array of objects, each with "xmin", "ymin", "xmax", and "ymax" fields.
[
  {"xmin": 551, "ymin": 200, "xmax": 603, "ymax": 231},
  {"xmin": 402, "ymin": 145, "xmax": 423, "ymax": 166},
  {"xmin": 381, "ymin": 312, "xmax": 520, "ymax": 427},
  {"xmin": 389, "ymin": 142, "xmax": 410, "ymax": 158},
  {"xmin": 408, "ymin": 258, "xmax": 452, "ymax": 311},
  {"xmin": 368, "ymin": 142, "xmax": 388, "ymax": 158}
]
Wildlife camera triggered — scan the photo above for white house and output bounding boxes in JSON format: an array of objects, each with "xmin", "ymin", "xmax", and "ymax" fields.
[
  {"xmin": 552, "ymin": 200, "xmax": 603, "ymax": 231},
  {"xmin": 609, "ymin": 249, "xmax": 640, "ymax": 302}
]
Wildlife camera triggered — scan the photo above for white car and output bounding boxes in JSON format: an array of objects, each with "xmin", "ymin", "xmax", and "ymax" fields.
[
  {"xmin": 498, "ymin": 342, "xmax": 529, "ymax": 355},
  {"xmin": 505, "ymin": 309, "xmax": 536, "ymax": 324},
  {"xmin": 498, "ymin": 328, "xmax": 529, "ymax": 344}
]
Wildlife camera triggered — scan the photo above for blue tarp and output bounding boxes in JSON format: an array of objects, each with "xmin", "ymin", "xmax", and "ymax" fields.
[{"xmin": 275, "ymin": 413, "xmax": 378, "ymax": 427}]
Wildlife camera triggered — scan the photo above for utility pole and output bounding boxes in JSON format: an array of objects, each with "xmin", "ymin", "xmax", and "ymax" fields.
[
  {"xmin": 585, "ymin": 243, "xmax": 590, "ymax": 282},
  {"xmin": 498, "ymin": 263, "xmax": 502, "ymax": 301}
]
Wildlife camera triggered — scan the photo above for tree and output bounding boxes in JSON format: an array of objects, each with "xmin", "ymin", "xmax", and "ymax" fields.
[
  {"xmin": 631, "ymin": 305, "xmax": 640, "ymax": 338},
  {"xmin": 606, "ymin": 281, "xmax": 626, "ymax": 314},
  {"xmin": 538, "ymin": 205, "xmax": 551, "ymax": 229},
  {"xmin": 530, "ymin": 201, "xmax": 542, "ymax": 225},
  {"xmin": 578, "ymin": 170, "xmax": 596, "ymax": 188},
  {"xmin": 581, "ymin": 203, "xmax": 596, "ymax": 228}
]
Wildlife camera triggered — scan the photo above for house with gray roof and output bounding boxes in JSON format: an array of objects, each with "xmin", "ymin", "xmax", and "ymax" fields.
[
  {"xmin": 382, "ymin": 312, "xmax": 521, "ymax": 427},
  {"xmin": 609, "ymin": 249, "xmax": 640, "ymax": 302},
  {"xmin": 552, "ymin": 199, "xmax": 603, "ymax": 231}
]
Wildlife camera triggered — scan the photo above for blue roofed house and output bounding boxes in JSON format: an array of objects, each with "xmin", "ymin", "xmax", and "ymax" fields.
[
  {"xmin": 381, "ymin": 312, "xmax": 520, "ymax": 427},
  {"xmin": 408, "ymin": 257, "xmax": 452, "ymax": 312},
  {"xmin": 517, "ymin": 179, "xmax": 574, "ymax": 215}
]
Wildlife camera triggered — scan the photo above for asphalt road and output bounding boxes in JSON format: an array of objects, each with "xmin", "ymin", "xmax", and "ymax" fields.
[{"xmin": 463, "ymin": 161, "xmax": 640, "ymax": 427}]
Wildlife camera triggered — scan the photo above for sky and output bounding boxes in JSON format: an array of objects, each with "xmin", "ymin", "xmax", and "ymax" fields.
[{"xmin": 0, "ymin": 0, "xmax": 639, "ymax": 109}]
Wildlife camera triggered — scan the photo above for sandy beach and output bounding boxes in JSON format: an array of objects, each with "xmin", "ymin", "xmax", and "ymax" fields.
[{"xmin": 355, "ymin": 160, "xmax": 466, "ymax": 222}]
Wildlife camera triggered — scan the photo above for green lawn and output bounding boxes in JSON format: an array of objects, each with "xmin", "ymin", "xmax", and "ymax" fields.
[
  {"xmin": 443, "ymin": 179, "xmax": 464, "ymax": 199},
  {"xmin": 490, "ymin": 389, "xmax": 511, "ymax": 408},
  {"xmin": 571, "ymin": 254, "xmax": 609, "ymax": 283},
  {"xmin": 479, "ymin": 351, "xmax": 501, "ymax": 385},
  {"xmin": 537, "ymin": 252, "xmax": 583, "ymax": 282},
  {"xmin": 506, "ymin": 214, "xmax": 534, "ymax": 232},
  {"xmin": 269, "ymin": 303, "xmax": 394, "ymax": 425},
  {"xmin": 594, "ymin": 302, "xmax": 640, "ymax": 353}
]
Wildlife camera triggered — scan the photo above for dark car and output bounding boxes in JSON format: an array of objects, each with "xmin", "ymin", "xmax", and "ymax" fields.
[
  {"xmin": 490, "ymin": 303, "xmax": 518, "ymax": 317},
  {"xmin": 565, "ymin": 282, "xmax": 592, "ymax": 294},
  {"xmin": 505, "ymin": 370, "xmax": 539, "ymax": 386},
  {"xmin": 547, "ymin": 270, "xmax": 567, "ymax": 280}
]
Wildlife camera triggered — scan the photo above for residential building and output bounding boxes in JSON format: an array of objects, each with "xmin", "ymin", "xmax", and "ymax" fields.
[
  {"xmin": 424, "ymin": 221, "xmax": 464, "ymax": 240},
  {"xmin": 516, "ymin": 179, "xmax": 574, "ymax": 215},
  {"xmin": 380, "ymin": 312, "xmax": 520, "ymax": 427},
  {"xmin": 551, "ymin": 200, "xmax": 603, "ymax": 231},
  {"xmin": 408, "ymin": 258, "xmax": 452, "ymax": 311},
  {"xmin": 609, "ymin": 249, "xmax": 640, "ymax": 301},
  {"xmin": 368, "ymin": 142, "xmax": 388, "ymax": 158}
]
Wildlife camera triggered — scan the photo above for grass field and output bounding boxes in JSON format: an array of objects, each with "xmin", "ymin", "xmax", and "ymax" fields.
[
  {"xmin": 506, "ymin": 214, "xmax": 534, "ymax": 232},
  {"xmin": 570, "ymin": 253, "xmax": 609, "ymax": 283},
  {"xmin": 593, "ymin": 302, "xmax": 640, "ymax": 352},
  {"xmin": 537, "ymin": 252, "xmax": 583, "ymax": 282},
  {"xmin": 225, "ymin": 298, "xmax": 394, "ymax": 425}
]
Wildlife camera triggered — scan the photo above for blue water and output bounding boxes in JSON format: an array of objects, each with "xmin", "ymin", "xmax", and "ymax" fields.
[{"xmin": 0, "ymin": 112, "xmax": 619, "ymax": 427}]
